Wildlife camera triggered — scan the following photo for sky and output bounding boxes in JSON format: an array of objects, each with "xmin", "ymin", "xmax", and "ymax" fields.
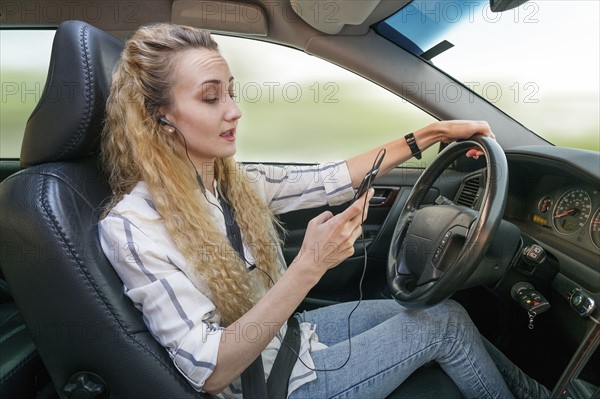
[{"xmin": 433, "ymin": 0, "xmax": 600, "ymax": 95}]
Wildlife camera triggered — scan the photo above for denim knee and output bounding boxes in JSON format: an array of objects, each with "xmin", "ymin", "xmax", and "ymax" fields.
[{"xmin": 428, "ymin": 300, "xmax": 480, "ymax": 343}]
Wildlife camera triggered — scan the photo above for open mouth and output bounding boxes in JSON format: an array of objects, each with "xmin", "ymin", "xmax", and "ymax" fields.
[{"xmin": 220, "ymin": 129, "xmax": 235, "ymax": 138}]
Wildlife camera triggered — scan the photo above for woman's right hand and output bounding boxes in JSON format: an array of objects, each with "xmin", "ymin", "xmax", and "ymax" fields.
[
  {"xmin": 292, "ymin": 189, "xmax": 374, "ymax": 280},
  {"xmin": 205, "ymin": 192, "xmax": 375, "ymax": 393}
]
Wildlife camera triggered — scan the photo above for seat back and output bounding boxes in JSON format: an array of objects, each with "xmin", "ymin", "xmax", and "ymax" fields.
[{"xmin": 0, "ymin": 20, "xmax": 203, "ymax": 398}]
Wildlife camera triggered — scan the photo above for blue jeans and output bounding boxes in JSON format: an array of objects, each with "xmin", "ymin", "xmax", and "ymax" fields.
[{"xmin": 288, "ymin": 299, "xmax": 550, "ymax": 399}]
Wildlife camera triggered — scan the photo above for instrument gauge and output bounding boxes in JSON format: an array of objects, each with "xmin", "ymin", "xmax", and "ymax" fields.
[
  {"xmin": 537, "ymin": 196, "xmax": 553, "ymax": 214},
  {"xmin": 591, "ymin": 208, "xmax": 600, "ymax": 250},
  {"xmin": 552, "ymin": 189, "xmax": 592, "ymax": 234}
]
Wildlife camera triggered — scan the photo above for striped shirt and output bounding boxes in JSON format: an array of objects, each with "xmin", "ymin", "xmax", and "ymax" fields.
[{"xmin": 98, "ymin": 161, "xmax": 355, "ymax": 398}]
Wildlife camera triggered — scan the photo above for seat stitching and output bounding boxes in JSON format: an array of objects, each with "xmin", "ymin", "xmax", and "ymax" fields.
[
  {"xmin": 53, "ymin": 24, "xmax": 94, "ymax": 161},
  {"xmin": 37, "ymin": 175, "xmax": 190, "ymax": 384}
]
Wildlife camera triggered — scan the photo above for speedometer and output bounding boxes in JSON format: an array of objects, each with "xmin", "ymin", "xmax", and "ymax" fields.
[
  {"xmin": 552, "ymin": 189, "xmax": 592, "ymax": 234},
  {"xmin": 591, "ymin": 208, "xmax": 600, "ymax": 250}
]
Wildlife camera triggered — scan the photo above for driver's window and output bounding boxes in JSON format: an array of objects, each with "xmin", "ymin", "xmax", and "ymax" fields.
[
  {"xmin": 216, "ymin": 35, "xmax": 437, "ymax": 165},
  {"xmin": 0, "ymin": 32, "xmax": 437, "ymax": 166},
  {"xmin": 0, "ymin": 30, "xmax": 54, "ymax": 159}
]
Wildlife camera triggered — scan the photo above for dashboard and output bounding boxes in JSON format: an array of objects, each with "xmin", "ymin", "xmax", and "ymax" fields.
[
  {"xmin": 500, "ymin": 146, "xmax": 600, "ymax": 398},
  {"xmin": 503, "ymin": 146, "xmax": 600, "ymax": 287},
  {"xmin": 449, "ymin": 145, "xmax": 600, "ymax": 394}
]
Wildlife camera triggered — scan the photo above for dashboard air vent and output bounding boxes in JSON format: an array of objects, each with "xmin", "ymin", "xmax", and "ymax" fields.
[{"xmin": 455, "ymin": 174, "xmax": 482, "ymax": 208}]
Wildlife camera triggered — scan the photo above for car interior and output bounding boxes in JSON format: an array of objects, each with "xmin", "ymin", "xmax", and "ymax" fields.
[{"xmin": 0, "ymin": 1, "xmax": 599, "ymax": 398}]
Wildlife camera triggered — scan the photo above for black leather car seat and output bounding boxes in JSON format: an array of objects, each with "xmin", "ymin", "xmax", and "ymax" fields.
[
  {"xmin": 0, "ymin": 295, "xmax": 54, "ymax": 398},
  {"xmin": 0, "ymin": 20, "xmax": 206, "ymax": 398},
  {"xmin": 0, "ymin": 19, "xmax": 463, "ymax": 399}
]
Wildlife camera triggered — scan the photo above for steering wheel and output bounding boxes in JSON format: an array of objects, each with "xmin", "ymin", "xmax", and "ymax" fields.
[{"xmin": 387, "ymin": 135, "xmax": 508, "ymax": 308}]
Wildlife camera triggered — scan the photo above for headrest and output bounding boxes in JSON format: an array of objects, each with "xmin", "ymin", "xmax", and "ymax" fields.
[{"xmin": 20, "ymin": 20, "xmax": 124, "ymax": 168}]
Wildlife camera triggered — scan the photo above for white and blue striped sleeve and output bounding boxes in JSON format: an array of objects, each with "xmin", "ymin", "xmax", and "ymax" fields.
[
  {"xmin": 98, "ymin": 209, "xmax": 223, "ymax": 392},
  {"xmin": 243, "ymin": 161, "xmax": 355, "ymax": 215}
]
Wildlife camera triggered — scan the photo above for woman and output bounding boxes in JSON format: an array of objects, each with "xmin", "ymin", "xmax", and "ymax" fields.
[{"xmin": 99, "ymin": 23, "xmax": 549, "ymax": 398}]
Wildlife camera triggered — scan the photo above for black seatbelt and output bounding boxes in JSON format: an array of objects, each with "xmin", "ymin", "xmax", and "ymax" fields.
[
  {"xmin": 240, "ymin": 355, "xmax": 268, "ymax": 399},
  {"xmin": 219, "ymin": 193, "xmax": 247, "ymax": 266},
  {"xmin": 219, "ymin": 192, "xmax": 300, "ymax": 399},
  {"xmin": 267, "ymin": 316, "xmax": 301, "ymax": 399}
]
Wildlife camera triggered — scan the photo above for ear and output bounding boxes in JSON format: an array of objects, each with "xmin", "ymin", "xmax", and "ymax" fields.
[{"xmin": 158, "ymin": 106, "xmax": 173, "ymax": 120}]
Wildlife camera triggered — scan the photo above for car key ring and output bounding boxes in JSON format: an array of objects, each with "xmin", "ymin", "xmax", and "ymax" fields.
[
  {"xmin": 528, "ymin": 310, "xmax": 537, "ymax": 330},
  {"xmin": 511, "ymin": 282, "xmax": 550, "ymax": 330}
]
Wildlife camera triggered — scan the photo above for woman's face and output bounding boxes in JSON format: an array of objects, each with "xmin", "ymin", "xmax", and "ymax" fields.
[{"xmin": 161, "ymin": 48, "xmax": 242, "ymax": 168}]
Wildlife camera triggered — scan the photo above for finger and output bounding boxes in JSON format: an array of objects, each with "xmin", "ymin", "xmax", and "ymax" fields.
[
  {"xmin": 350, "ymin": 188, "xmax": 374, "ymax": 223},
  {"xmin": 310, "ymin": 210, "xmax": 334, "ymax": 227},
  {"xmin": 351, "ymin": 224, "xmax": 363, "ymax": 242},
  {"xmin": 360, "ymin": 189, "xmax": 374, "ymax": 222},
  {"xmin": 355, "ymin": 188, "xmax": 374, "ymax": 207},
  {"xmin": 474, "ymin": 121, "xmax": 495, "ymax": 139},
  {"xmin": 340, "ymin": 195, "xmax": 368, "ymax": 222},
  {"xmin": 466, "ymin": 148, "xmax": 483, "ymax": 159}
]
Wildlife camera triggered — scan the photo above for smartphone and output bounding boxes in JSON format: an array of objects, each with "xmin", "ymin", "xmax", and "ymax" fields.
[{"xmin": 352, "ymin": 149, "xmax": 386, "ymax": 203}]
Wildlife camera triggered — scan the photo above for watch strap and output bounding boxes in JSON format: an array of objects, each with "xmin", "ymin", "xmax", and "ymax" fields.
[{"xmin": 405, "ymin": 132, "xmax": 422, "ymax": 160}]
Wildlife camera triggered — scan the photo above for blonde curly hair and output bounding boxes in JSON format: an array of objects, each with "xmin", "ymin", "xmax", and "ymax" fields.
[{"xmin": 102, "ymin": 24, "xmax": 281, "ymax": 326}]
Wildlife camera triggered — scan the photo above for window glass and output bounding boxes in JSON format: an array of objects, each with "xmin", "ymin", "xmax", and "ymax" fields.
[
  {"xmin": 433, "ymin": 1, "xmax": 599, "ymax": 151},
  {"xmin": 0, "ymin": 30, "xmax": 54, "ymax": 158},
  {"xmin": 215, "ymin": 35, "xmax": 437, "ymax": 165},
  {"xmin": 0, "ymin": 32, "xmax": 437, "ymax": 165},
  {"xmin": 378, "ymin": 0, "xmax": 599, "ymax": 151}
]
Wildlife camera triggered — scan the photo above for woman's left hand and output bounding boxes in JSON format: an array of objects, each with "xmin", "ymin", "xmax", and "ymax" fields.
[
  {"xmin": 436, "ymin": 120, "xmax": 495, "ymax": 142},
  {"xmin": 346, "ymin": 120, "xmax": 496, "ymax": 187},
  {"xmin": 432, "ymin": 120, "xmax": 496, "ymax": 159}
]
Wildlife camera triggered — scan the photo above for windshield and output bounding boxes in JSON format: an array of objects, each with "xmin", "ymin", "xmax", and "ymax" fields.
[{"xmin": 377, "ymin": 0, "xmax": 599, "ymax": 152}]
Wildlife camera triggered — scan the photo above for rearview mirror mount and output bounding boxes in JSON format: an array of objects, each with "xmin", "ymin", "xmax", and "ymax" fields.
[{"xmin": 489, "ymin": 0, "xmax": 529, "ymax": 12}]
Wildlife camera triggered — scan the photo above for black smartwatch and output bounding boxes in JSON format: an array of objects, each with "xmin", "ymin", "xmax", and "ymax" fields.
[{"xmin": 404, "ymin": 132, "xmax": 422, "ymax": 160}]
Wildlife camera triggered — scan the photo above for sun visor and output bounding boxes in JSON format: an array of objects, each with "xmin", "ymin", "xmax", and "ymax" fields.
[
  {"xmin": 290, "ymin": 0, "xmax": 381, "ymax": 34},
  {"xmin": 171, "ymin": 0, "xmax": 268, "ymax": 36}
]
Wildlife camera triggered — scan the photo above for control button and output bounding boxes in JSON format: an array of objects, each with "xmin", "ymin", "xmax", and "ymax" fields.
[
  {"xmin": 569, "ymin": 288, "xmax": 596, "ymax": 317},
  {"xmin": 440, "ymin": 232, "xmax": 452, "ymax": 248},
  {"xmin": 433, "ymin": 247, "xmax": 442, "ymax": 264},
  {"xmin": 523, "ymin": 244, "xmax": 546, "ymax": 264}
]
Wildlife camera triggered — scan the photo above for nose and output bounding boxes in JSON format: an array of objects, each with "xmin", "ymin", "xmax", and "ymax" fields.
[{"xmin": 225, "ymin": 94, "xmax": 242, "ymax": 122}]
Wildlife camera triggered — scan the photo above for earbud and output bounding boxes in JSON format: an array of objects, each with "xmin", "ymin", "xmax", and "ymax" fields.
[{"xmin": 159, "ymin": 116, "xmax": 176, "ymax": 133}]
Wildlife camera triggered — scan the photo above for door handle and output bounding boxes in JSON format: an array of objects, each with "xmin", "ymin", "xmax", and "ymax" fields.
[{"xmin": 368, "ymin": 188, "xmax": 399, "ymax": 207}]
